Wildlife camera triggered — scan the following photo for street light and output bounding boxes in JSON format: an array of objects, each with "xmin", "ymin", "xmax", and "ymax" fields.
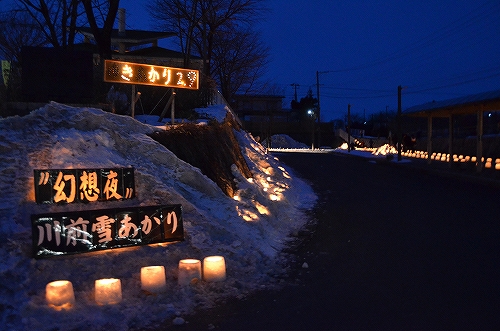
[{"xmin": 308, "ymin": 109, "xmax": 316, "ymax": 149}]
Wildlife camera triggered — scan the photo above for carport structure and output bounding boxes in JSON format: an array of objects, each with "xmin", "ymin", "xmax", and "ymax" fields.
[{"xmin": 404, "ymin": 89, "xmax": 500, "ymax": 172}]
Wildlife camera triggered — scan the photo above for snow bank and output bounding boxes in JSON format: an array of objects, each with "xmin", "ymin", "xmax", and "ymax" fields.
[
  {"xmin": 263, "ymin": 134, "xmax": 309, "ymax": 149},
  {"xmin": 0, "ymin": 102, "xmax": 316, "ymax": 331}
]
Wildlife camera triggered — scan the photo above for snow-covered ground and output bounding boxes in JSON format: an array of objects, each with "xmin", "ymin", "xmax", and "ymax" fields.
[{"xmin": 0, "ymin": 103, "xmax": 316, "ymax": 331}]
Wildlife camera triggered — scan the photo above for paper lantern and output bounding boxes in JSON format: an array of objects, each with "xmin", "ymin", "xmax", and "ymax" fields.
[
  {"xmin": 95, "ymin": 278, "xmax": 122, "ymax": 305},
  {"xmin": 46, "ymin": 280, "xmax": 75, "ymax": 310},
  {"xmin": 178, "ymin": 259, "xmax": 202, "ymax": 285},
  {"xmin": 141, "ymin": 266, "xmax": 166, "ymax": 293},
  {"xmin": 203, "ymin": 256, "xmax": 226, "ymax": 282}
]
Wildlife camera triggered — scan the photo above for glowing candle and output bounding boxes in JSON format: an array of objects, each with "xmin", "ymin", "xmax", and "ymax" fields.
[
  {"xmin": 95, "ymin": 278, "xmax": 122, "ymax": 305},
  {"xmin": 141, "ymin": 266, "xmax": 166, "ymax": 293},
  {"xmin": 46, "ymin": 280, "xmax": 75, "ymax": 310},
  {"xmin": 203, "ymin": 256, "xmax": 226, "ymax": 282},
  {"xmin": 178, "ymin": 259, "xmax": 202, "ymax": 285}
]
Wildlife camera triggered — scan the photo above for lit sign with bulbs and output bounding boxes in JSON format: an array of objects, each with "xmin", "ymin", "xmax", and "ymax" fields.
[{"xmin": 104, "ymin": 60, "xmax": 199, "ymax": 90}]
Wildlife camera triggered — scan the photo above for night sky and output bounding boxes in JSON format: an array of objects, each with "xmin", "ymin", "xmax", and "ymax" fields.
[
  {"xmin": 28, "ymin": 0, "xmax": 500, "ymax": 121},
  {"xmin": 120, "ymin": 0, "xmax": 500, "ymax": 121},
  {"xmin": 257, "ymin": 0, "xmax": 500, "ymax": 121}
]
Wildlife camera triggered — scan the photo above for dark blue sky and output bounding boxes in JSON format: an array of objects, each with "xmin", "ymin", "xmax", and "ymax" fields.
[{"xmin": 116, "ymin": 0, "xmax": 500, "ymax": 121}]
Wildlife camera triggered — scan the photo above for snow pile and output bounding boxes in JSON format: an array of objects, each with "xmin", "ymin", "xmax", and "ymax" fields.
[
  {"xmin": 372, "ymin": 143, "xmax": 398, "ymax": 156},
  {"xmin": 195, "ymin": 104, "xmax": 235, "ymax": 123},
  {"xmin": 263, "ymin": 134, "xmax": 309, "ymax": 149},
  {"xmin": 0, "ymin": 102, "xmax": 316, "ymax": 331}
]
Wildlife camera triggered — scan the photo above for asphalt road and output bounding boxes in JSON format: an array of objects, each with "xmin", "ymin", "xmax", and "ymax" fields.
[{"xmin": 180, "ymin": 152, "xmax": 500, "ymax": 331}]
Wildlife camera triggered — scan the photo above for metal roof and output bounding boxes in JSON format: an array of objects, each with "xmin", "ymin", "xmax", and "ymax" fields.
[
  {"xmin": 404, "ymin": 89, "xmax": 500, "ymax": 117},
  {"xmin": 76, "ymin": 27, "xmax": 176, "ymax": 47}
]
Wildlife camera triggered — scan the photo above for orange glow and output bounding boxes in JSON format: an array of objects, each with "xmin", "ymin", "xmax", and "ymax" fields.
[
  {"xmin": 95, "ymin": 278, "xmax": 122, "ymax": 305},
  {"xmin": 178, "ymin": 259, "xmax": 202, "ymax": 285},
  {"xmin": 254, "ymin": 200, "xmax": 270, "ymax": 215},
  {"xmin": 104, "ymin": 60, "xmax": 199, "ymax": 90},
  {"xmin": 140, "ymin": 266, "xmax": 166, "ymax": 293},
  {"xmin": 46, "ymin": 280, "xmax": 75, "ymax": 310},
  {"xmin": 203, "ymin": 256, "xmax": 226, "ymax": 282}
]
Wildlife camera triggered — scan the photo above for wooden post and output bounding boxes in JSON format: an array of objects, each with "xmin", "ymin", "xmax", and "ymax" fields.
[
  {"xmin": 158, "ymin": 89, "xmax": 175, "ymax": 123},
  {"xmin": 477, "ymin": 109, "xmax": 483, "ymax": 172},
  {"xmin": 427, "ymin": 114, "xmax": 432, "ymax": 164},
  {"xmin": 131, "ymin": 85, "xmax": 136, "ymax": 118},
  {"xmin": 448, "ymin": 114, "xmax": 453, "ymax": 168},
  {"xmin": 171, "ymin": 89, "xmax": 176, "ymax": 125},
  {"xmin": 397, "ymin": 85, "xmax": 402, "ymax": 161},
  {"xmin": 347, "ymin": 104, "xmax": 351, "ymax": 152}
]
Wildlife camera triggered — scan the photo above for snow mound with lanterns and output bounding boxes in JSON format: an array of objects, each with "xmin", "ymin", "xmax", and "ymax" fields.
[{"xmin": 0, "ymin": 102, "xmax": 316, "ymax": 331}]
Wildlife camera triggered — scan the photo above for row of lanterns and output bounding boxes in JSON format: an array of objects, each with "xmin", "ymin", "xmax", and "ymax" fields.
[
  {"xmin": 402, "ymin": 150, "xmax": 500, "ymax": 169},
  {"xmin": 45, "ymin": 256, "xmax": 226, "ymax": 310}
]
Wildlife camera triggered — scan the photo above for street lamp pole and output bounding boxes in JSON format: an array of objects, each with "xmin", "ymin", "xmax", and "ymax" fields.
[
  {"xmin": 316, "ymin": 71, "xmax": 321, "ymax": 148},
  {"xmin": 316, "ymin": 70, "xmax": 331, "ymax": 148}
]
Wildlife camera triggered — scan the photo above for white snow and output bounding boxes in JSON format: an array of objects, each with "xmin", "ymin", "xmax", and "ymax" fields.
[
  {"xmin": 0, "ymin": 102, "xmax": 316, "ymax": 331},
  {"xmin": 263, "ymin": 134, "xmax": 309, "ymax": 149}
]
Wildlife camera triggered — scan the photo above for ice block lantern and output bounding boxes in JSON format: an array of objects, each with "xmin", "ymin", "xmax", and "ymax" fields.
[
  {"xmin": 178, "ymin": 259, "xmax": 202, "ymax": 285},
  {"xmin": 46, "ymin": 280, "xmax": 75, "ymax": 310},
  {"xmin": 95, "ymin": 278, "xmax": 122, "ymax": 305},
  {"xmin": 141, "ymin": 266, "xmax": 166, "ymax": 293},
  {"xmin": 203, "ymin": 256, "xmax": 226, "ymax": 282}
]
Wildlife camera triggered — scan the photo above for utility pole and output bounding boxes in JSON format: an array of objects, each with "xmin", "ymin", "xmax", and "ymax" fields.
[
  {"xmin": 316, "ymin": 70, "xmax": 333, "ymax": 147},
  {"xmin": 316, "ymin": 71, "xmax": 321, "ymax": 123},
  {"xmin": 316, "ymin": 71, "xmax": 326, "ymax": 148},
  {"xmin": 397, "ymin": 85, "xmax": 402, "ymax": 161},
  {"xmin": 347, "ymin": 104, "xmax": 351, "ymax": 152},
  {"xmin": 291, "ymin": 83, "xmax": 299, "ymax": 101}
]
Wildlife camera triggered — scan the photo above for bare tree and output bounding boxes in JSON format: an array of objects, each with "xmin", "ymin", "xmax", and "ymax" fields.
[
  {"xmin": 82, "ymin": 0, "xmax": 120, "ymax": 59},
  {"xmin": 0, "ymin": 9, "xmax": 48, "ymax": 101},
  {"xmin": 212, "ymin": 27, "xmax": 270, "ymax": 101},
  {"xmin": 148, "ymin": 0, "xmax": 267, "ymax": 82},
  {"xmin": 17, "ymin": 0, "xmax": 87, "ymax": 48},
  {"xmin": 0, "ymin": 10, "xmax": 47, "ymax": 63}
]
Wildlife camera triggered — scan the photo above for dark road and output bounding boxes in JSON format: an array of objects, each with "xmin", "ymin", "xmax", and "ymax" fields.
[{"xmin": 182, "ymin": 152, "xmax": 500, "ymax": 330}]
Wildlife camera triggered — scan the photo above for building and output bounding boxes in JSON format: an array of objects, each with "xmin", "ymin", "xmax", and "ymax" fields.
[{"xmin": 21, "ymin": 8, "xmax": 202, "ymax": 109}]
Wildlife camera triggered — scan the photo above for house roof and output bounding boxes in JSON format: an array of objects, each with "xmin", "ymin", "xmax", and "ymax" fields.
[
  {"xmin": 72, "ymin": 43, "xmax": 199, "ymax": 60},
  {"xmin": 76, "ymin": 27, "xmax": 176, "ymax": 47},
  {"xmin": 404, "ymin": 89, "xmax": 500, "ymax": 117},
  {"xmin": 124, "ymin": 46, "xmax": 201, "ymax": 60},
  {"xmin": 234, "ymin": 94, "xmax": 285, "ymax": 99}
]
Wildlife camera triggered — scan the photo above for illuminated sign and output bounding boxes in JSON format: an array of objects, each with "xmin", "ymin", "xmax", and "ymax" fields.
[
  {"xmin": 32, "ymin": 204, "xmax": 184, "ymax": 258},
  {"xmin": 34, "ymin": 168, "xmax": 135, "ymax": 204},
  {"xmin": 104, "ymin": 60, "xmax": 199, "ymax": 90}
]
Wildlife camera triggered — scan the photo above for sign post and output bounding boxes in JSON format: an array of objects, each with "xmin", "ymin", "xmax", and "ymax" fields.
[{"xmin": 104, "ymin": 60, "xmax": 198, "ymax": 122}]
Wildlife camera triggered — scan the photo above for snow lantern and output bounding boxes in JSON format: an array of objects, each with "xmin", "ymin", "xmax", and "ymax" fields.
[
  {"xmin": 178, "ymin": 259, "xmax": 202, "ymax": 285},
  {"xmin": 94, "ymin": 278, "xmax": 122, "ymax": 305},
  {"xmin": 45, "ymin": 280, "xmax": 75, "ymax": 310},
  {"xmin": 141, "ymin": 266, "xmax": 167, "ymax": 294},
  {"xmin": 203, "ymin": 256, "xmax": 226, "ymax": 282}
]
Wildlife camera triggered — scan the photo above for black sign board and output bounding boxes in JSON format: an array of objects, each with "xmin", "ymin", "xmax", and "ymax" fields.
[
  {"xmin": 32, "ymin": 205, "xmax": 183, "ymax": 258},
  {"xmin": 34, "ymin": 168, "xmax": 135, "ymax": 204}
]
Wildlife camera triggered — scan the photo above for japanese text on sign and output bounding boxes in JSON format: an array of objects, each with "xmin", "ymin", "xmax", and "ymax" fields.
[
  {"xmin": 34, "ymin": 168, "xmax": 135, "ymax": 204},
  {"xmin": 104, "ymin": 60, "xmax": 199, "ymax": 90},
  {"xmin": 32, "ymin": 205, "xmax": 184, "ymax": 258}
]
